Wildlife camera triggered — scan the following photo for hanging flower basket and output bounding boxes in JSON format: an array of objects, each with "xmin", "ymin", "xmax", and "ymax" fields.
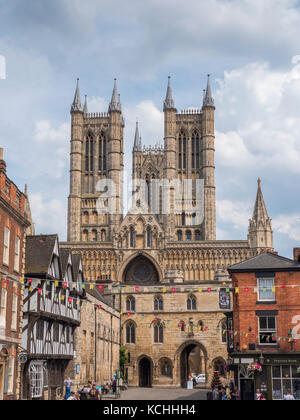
[{"xmin": 247, "ymin": 361, "xmax": 262, "ymax": 373}]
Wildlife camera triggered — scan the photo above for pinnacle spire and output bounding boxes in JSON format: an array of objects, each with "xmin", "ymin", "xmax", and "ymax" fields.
[
  {"xmin": 133, "ymin": 121, "xmax": 142, "ymax": 152},
  {"xmin": 109, "ymin": 79, "xmax": 122, "ymax": 113},
  {"xmin": 252, "ymin": 178, "xmax": 270, "ymax": 222},
  {"xmin": 203, "ymin": 74, "xmax": 215, "ymax": 108},
  {"xmin": 248, "ymin": 178, "xmax": 273, "ymax": 249},
  {"xmin": 164, "ymin": 76, "xmax": 176, "ymax": 111},
  {"xmin": 83, "ymin": 95, "xmax": 88, "ymax": 115},
  {"xmin": 71, "ymin": 78, "xmax": 83, "ymax": 112}
]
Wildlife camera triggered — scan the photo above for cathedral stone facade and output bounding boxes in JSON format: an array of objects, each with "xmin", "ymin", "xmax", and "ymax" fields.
[{"xmin": 61, "ymin": 76, "xmax": 274, "ymax": 387}]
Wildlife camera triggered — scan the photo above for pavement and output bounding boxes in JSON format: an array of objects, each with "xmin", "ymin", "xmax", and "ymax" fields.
[{"xmin": 102, "ymin": 387, "xmax": 209, "ymax": 401}]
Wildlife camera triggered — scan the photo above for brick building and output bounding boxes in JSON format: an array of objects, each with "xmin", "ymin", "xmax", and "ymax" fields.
[
  {"xmin": 228, "ymin": 251, "xmax": 300, "ymax": 400},
  {"xmin": 0, "ymin": 148, "xmax": 31, "ymax": 400}
]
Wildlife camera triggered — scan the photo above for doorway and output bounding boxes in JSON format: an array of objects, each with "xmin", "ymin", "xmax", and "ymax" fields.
[
  {"xmin": 180, "ymin": 343, "xmax": 206, "ymax": 388},
  {"xmin": 139, "ymin": 357, "xmax": 152, "ymax": 388},
  {"xmin": 241, "ymin": 379, "xmax": 254, "ymax": 400}
]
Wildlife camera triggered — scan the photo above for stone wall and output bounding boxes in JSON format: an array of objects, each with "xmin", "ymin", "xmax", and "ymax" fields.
[{"xmin": 66, "ymin": 292, "xmax": 120, "ymax": 389}]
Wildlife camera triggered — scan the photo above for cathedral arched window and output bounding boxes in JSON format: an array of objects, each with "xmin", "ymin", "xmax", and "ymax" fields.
[
  {"xmin": 83, "ymin": 211, "xmax": 89, "ymax": 225},
  {"xmin": 154, "ymin": 295, "xmax": 163, "ymax": 311},
  {"xmin": 92, "ymin": 211, "xmax": 98, "ymax": 224},
  {"xmin": 178, "ymin": 130, "xmax": 187, "ymax": 170},
  {"xmin": 82, "ymin": 230, "xmax": 88, "ymax": 242},
  {"xmin": 182, "ymin": 213, "xmax": 186, "ymax": 226},
  {"xmin": 99, "ymin": 131, "xmax": 107, "ymax": 172},
  {"xmin": 186, "ymin": 230, "xmax": 192, "ymax": 241},
  {"xmin": 126, "ymin": 296, "xmax": 136, "ymax": 313},
  {"xmin": 126, "ymin": 322, "xmax": 136, "ymax": 344},
  {"xmin": 101, "ymin": 229, "xmax": 106, "ymax": 242},
  {"xmin": 177, "ymin": 230, "xmax": 182, "ymax": 241},
  {"xmin": 92, "ymin": 230, "xmax": 97, "ymax": 242},
  {"xmin": 154, "ymin": 321, "xmax": 164, "ymax": 343},
  {"xmin": 198, "ymin": 320, "xmax": 204, "ymax": 332},
  {"xmin": 147, "ymin": 227, "xmax": 152, "ymax": 248},
  {"xmin": 85, "ymin": 132, "xmax": 94, "ymax": 172},
  {"xmin": 195, "ymin": 230, "xmax": 201, "ymax": 241},
  {"xmin": 192, "ymin": 130, "xmax": 200, "ymax": 170},
  {"xmin": 130, "ymin": 228, "xmax": 135, "ymax": 248},
  {"xmin": 187, "ymin": 295, "xmax": 197, "ymax": 310}
]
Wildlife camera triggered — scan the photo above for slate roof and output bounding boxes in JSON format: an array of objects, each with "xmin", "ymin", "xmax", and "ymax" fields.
[
  {"xmin": 25, "ymin": 234, "xmax": 58, "ymax": 276},
  {"xmin": 86, "ymin": 287, "xmax": 113, "ymax": 306},
  {"xmin": 228, "ymin": 251, "xmax": 300, "ymax": 273},
  {"xmin": 71, "ymin": 254, "xmax": 83, "ymax": 282},
  {"xmin": 60, "ymin": 248, "xmax": 72, "ymax": 278}
]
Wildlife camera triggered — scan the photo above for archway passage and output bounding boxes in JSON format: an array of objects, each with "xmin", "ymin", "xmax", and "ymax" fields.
[
  {"xmin": 139, "ymin": 357, "xmax": 152, "ymax": 388},
  {"xmin": 123, "ymin": 255, "xmax": 159, "ymax": 284},
  {"xmin": 180, "ymin": 344, "xmax": 206, "ymax": 388}
]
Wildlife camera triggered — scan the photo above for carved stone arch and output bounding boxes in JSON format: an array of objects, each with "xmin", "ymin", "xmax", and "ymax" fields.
[{"xmin": 118, "ymin": 251, "xmax": 163, "ymax": 284}]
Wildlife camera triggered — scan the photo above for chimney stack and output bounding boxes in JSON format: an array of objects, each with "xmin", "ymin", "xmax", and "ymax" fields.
[{"xmin": 0, "ymin": 148, "xmax": 6, "ymax": 173}]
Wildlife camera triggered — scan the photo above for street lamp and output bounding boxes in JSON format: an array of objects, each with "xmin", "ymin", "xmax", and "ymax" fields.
[{"xmin": 259, "ymin": 353, "xmax": 264, "ymax": 365}]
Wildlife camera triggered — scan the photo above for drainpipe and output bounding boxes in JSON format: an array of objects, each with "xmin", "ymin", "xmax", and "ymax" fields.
[{"xmin": 94, "ymin": 306, "xmax": 97, "ymax": 382}]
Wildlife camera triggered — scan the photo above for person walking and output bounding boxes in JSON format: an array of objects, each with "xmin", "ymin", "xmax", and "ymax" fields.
[
  {"xmin": 232, "ymin": 386, "xmax": 241, "ymax": 400},
  {"xmin": 65, "ymin": 377, "xmax": 72, "ymax": 400},
  {"xmin": 212, "ymin": 386, "xmax": 219, "ymax": 400}
]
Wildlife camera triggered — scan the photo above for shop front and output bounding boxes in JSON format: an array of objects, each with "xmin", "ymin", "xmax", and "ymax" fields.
[{"xmin": 232, "ymin": 353, "xmax": 300, "ymax": 400}]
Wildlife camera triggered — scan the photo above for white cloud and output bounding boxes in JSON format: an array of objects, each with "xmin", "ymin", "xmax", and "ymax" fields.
[
  {"xmin": 34, "ymin": 120, "xmax": 69, "ymax": 143},
  {"xmin": 30, "ymin": 193, "xmax": 67, "ymax": 240},
  {"xmin": 217, "ymin": 199, "xmax": 252, "ymax": 231},
  {"xmin": 273, "ymin": 214, "xmax": 300, "ymax": 242},
  {"xmin": 215, "ymin": 57, "xmax": 300, "ymax": 175}
]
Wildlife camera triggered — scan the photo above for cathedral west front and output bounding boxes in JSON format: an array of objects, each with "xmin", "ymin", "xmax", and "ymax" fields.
[{"xmin": 61, "ymin": 75, "xmax": 274, "ymax": 388}]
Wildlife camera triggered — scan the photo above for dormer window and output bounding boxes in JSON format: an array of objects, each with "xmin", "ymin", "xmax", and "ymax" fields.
[{"xmin": 50, "ymin": 256, "xmax": 60, "ymax": 279}]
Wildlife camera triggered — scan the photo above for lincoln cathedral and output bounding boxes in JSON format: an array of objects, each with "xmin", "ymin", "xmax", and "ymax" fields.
[{"xmin": 61, "ymin": 75, "xmax": 274, "ymax": 388}]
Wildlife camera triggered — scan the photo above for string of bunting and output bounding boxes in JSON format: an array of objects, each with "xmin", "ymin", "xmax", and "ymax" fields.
[
  {"xmin": 1, "ymin": 277, "xmax": 297, "ymax": 342},
  {"xmin": 2, "ymin": 276, "xmax": 300, "ymax": 295}
]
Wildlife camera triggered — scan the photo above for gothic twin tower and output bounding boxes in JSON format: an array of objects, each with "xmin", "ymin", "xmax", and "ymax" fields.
[{"xmin": 67, "ymin": 76, "xmax": 273, "ymax": 253}]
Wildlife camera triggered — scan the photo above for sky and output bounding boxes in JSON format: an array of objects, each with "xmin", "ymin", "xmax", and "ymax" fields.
[{"xmin": 0, "ymin": 0, "xmax": 300, "ymax": 258}]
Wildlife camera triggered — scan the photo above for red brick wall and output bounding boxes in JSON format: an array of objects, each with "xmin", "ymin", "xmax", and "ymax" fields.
[
  {"xmin": 0, "ymin": 165, "xmax": 27, "ymax": 400},
  {"xmin": 232, "ymin": 271, "xmax": 300, "ymax": 352}
]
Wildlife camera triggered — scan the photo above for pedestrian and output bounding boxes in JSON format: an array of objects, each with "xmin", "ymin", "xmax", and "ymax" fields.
[
  {"xmin": 284, "ymin": 389, "xmax": 295, "ymax": 400},
  {"xmin": 212, "ymin": 386, "xmax": 219, "ymax": 400},
  {"xmin": 221, "ymin": 390, "xmax": 228, "ymax": 400},
  {"xmin": 112, "ymin": 377, "xmax": 117, "ymax": 394},
  {"xmin": 65, "ymin": 377, "xmax": 72, "ymax": 400},
  {"xmin": 67, "ymin": 392, "xmax": 77, "ymax": 401},
  {"xmin": 232, "ymin": 386, "xmax": 241, "ymax": 400},
  {"xmin": 226, "ymin": 386, "xmax": 231, "ymax": 400},
  {"xmin": 89, "ymin": 383, "xmax": 100, "ymax": 400},
  {"xmin": 255, "ymin": 388, "xmax": 263, "ymax": 400}
]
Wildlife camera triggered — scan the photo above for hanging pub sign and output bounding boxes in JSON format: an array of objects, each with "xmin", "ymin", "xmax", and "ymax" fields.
[{"xmin": 219, "ymin": 289, "xmax": 231, "ymax": 309}]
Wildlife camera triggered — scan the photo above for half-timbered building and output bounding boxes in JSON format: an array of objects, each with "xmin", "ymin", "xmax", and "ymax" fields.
[{"xmin": 21, "ymin": 235, "xmax": 84, "ymax": 400}]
